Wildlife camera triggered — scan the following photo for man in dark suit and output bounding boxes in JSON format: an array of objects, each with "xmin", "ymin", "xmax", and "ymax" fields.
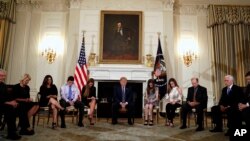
[
  {"xmin": 0, "ymin": 69, "xmax": 21, "ymax": 140},
  {"xmin": 238, "ymin": 71, "xmax": 250, "ymax": 138},
  {"xmin": 180, "ymin": 77, "xmax": 208, "ymax": 131},
  {"xmin": 210, "ymin": 75, "xmax": 244, "ymax": 136},
  {"xmin": 112, "ymin": 77, "xmax": 134, "ymax": 125}
]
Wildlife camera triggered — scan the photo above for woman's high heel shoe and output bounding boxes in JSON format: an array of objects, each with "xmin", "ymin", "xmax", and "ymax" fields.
[
  {"xmin": 88, "ymin": 115, "xmax": 94, "ymax": 125},
  {"xmin": 149, "ymin": 120, "xmax": 153, "ymax": 126},
  {"xmin": 52, "ymin": 122, "xmax": 56, "ymax": 129}
]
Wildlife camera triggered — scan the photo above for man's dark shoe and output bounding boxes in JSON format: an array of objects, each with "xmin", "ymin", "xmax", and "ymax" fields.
[
  {"xmin": 196, "ymin": 126, "xmax": 204, "ymax": 131},
  {"xmin": 180, "ymin": 125, "xmax": 187, "ymax": 129},
  {"xmin": 6, "ymin": 134, "xmax": 21, "ymax": 140},
  {"xmin": 225, "ymin": 130, "xmax": 230, "ymax": 136},
  {"xmin": 128, "ymin": 120, "xmax": 133, "ymax": 125},
  {"xmin": 19, "ymin": 129, "xmax": 34, "ymax": 135},
  {"xmin": 61, "ymin": 124, "xmax": 66, "ymax": 128},
  {"xmin": 210, "ymin": 128, "xmax": 223, "ymax": 132},
  {"xmin": 112, "ymin": 120, "xmax": 117, "ymax": 125},
  {"xmin": 78, "ymin": 122, "xmax": 84, "ymax": 127}
]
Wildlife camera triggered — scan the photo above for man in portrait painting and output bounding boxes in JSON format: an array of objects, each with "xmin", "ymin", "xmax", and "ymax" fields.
[{"xmin": 112, "ymin": 21, "xmax": 133, "ymax": 55}]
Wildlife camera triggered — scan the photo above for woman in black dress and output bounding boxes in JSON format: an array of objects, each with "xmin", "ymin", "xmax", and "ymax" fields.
[
  {"xmin": 39, "ymin": 75, "xmax": 63, "ymax": 129},
  {"xmin": 13, "ymin": 74, "xmax": 39, "ymax": 135},
  {"xmin": 82, "ymin": 78, "xmax": 96, "ymax": 125}
]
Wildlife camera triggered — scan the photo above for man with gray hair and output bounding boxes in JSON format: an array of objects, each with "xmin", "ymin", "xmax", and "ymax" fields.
[
  {"xmin": 210, "ymin": 75, "xmax": 244, "ymax": 137},
  {"xmin": 0, "ymin": 69, "xmax": 21, "ymax": 140}
]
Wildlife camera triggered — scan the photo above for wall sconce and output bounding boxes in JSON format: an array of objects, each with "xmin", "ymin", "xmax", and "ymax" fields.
[
  {"xmin": 183, "ymin": 50, "xmax": 198, "ymax": 67},
  {"xmin": 179, "ymin": 38, "xmax": 198, "ymax": 67},
  {"xmin": 39, "ymin": 34, "xmax": 63, "ymax": 64},
  {"xmin": 41, "ymin": 47, "xmax": 56, "ymax": 64}
]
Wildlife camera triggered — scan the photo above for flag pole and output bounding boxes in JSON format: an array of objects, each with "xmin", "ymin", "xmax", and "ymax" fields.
[
  {"xmin": 82, "ymin": 30, "xmax": 86, "ymax": 36},
  {"xmin": 157, "ymin": 32, "xmax": 161, "ymax": 39}
]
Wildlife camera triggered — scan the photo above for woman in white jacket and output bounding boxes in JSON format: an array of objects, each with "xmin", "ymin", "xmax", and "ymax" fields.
[{"xmin": 165, "ymin": 78, "xmax": 182, "ymax": 127}]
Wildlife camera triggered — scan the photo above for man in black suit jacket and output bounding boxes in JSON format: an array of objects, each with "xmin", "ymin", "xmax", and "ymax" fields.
[
  {"xmin": 238, "ymin": 71, "xmax": 250, "ymax": 138},
  {"xmin": 210, "ymin": 75, "xmax": 244, "ymax": 136},
  {"xmin": 112, "ymin": 77, "xmax": 134, "ymax": 125},
  {"xmin": 180, "ymin": 77, "xmax": 208, "ymax": 131},
  {"xmin": 0, "ymin": 69, "xmax": 21, "ymax": 140}
]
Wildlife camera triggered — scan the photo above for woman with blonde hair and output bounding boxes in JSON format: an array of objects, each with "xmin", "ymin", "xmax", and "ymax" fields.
[
  {"xmin": 13, "ymin": 74, "xmax": 39, "ymax": 135},
  {"xmin": 81, "ymin": 78, "xmax": 96, "ymax": 125}
]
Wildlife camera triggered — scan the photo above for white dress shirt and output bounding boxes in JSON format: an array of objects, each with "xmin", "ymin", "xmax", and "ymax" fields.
[{"xmin": 60, "ymin": 84, "xmax": 79, "ymax": 102}]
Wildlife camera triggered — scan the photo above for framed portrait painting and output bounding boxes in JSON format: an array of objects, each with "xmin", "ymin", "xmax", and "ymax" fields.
[{"xmin": 99, "ymin": 11, "xmax": 142, "ymax": 64}]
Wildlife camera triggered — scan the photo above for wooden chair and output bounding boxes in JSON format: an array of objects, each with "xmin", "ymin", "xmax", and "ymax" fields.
[
  {"xmin": 114, "ymin": 92, "xmax": 137, "ymax": 124},
  {"xmin": 152, "ymin": 105, "xmax": 160, "ymax": 124},
  {"xmin": 65, "ymin": 105, "xmax": 78, "ymax": 124},
  {"xmin": 187, "ymin": 108, "xmax": 208, "ymax": 128},
  {"xmin": 36, "ymin": 92, "xmax": 52, "ymax": 127}
]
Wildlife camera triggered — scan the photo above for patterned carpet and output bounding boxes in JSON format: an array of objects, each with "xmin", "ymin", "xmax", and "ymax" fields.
[{"xmin": 0, "ymin": 118, "xmax": 229, "ymax": 141}]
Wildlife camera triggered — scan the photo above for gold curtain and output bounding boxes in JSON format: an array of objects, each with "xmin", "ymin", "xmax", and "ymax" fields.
[
  {"xmin": 0, "ymin": 0, "xmax": 16, "ymax": 70},
  {"xmin": 208, "ymin": 5, "xmax": 250, "ymax": 102}
]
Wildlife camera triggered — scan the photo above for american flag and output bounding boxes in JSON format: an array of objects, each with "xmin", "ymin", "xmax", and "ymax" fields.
[{"xmin": 74, "ymin": 34, "xmax": 88, "ymax": 95}]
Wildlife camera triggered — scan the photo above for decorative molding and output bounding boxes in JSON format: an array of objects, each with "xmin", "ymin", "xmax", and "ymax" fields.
[
  {"xmin": 66, "ymin": 0, "xmax": 83, "ymax": 9},
  {"xmin": 163, "ymin": 0, "xmax": 175, "ymax": 11},
  {"xmin": 16, "ymin": 0, "xmax": 41, "ymax": 8},
  {"xmin": 174, "ymin": 4, "xmax": 208, "ymax": 16},
  {"xmin": 16, "ymin": 0, "xmax": 41, "ymax": 11}
]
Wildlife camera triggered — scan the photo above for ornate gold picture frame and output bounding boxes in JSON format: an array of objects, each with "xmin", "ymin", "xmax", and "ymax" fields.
[{"xmin": 99, "ymin": 10, "xmax": 142, "ymax": 64}]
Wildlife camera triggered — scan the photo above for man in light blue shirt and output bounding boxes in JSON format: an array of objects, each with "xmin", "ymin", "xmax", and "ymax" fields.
[{"xmin": 59, "ymin": 76, "xmax": 84, "ymax": 128}]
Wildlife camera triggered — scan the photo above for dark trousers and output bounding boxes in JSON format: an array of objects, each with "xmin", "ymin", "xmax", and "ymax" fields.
[
  {"xmin": 1, "ymin": 104, "xmax": 18, "ymax": 136},
  {"xmin": 211, "ymin": 105, "xmax": 242, "ymax": 132},
  {"xmin": 18, "ymin": 103, "xmax": 31, "ymax": 130},
  {"xmin": 211, "ymin": 105, "xmax": 223, "ymax": 129},
  {"xmin": 112, "ymin": 103, "xmax": 133, "ymax": 122},
  {"xmin": 242, "ymin": 107, "xmax": 250, "ymax": 130},
  {"xmin": 166, "ymin": 103, "xmax": 181, "ymax": 122},
  {"xmin": 59, "ymin": 99, "xmax": 84, "ymax": 125},
  {"xmin": 181, "ymin": 103, "xmax": 204, "ymax": 127}
]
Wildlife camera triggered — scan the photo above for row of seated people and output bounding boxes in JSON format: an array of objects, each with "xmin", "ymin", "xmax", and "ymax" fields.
[
  {"xmin": 144, "ymin": 72, "xmax": 250, "ymax": 139},
  {"xmin": 0, "ymin": 70, "xmax": 97, "ymax": 140},
  {"xmin": 39, "ymin": 75, "xmax": 97, "ymax": 129},
  {"xmin": 209, "ymin": 72, "xmax": 250, "ymax": 140},
  {"xmin": 1, "ymin": 68, "xmax": 250, "ymax": 140},
  {"xmin": 0, "ymin": 72, "xmax": 38, "ymax": 140},
  {"xmin": 143, "ymin": 77, "xmax": 207, "ymax": 131}
]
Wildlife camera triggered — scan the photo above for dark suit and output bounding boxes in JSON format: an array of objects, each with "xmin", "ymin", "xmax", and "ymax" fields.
[
  {"xmin": 0, "ymin": 82, "xmax": 18, "ymax": 137},
  {"xmin": 181, "ymin": 85, "xmax": 208, "ymax": 127},
  {"xmin": 211, "ymin": 85, "xmax": 244, "ymax": 132},
  {"xmin": 112, "ymin": 85, "xmax": 134, "ymax": 123},
  {"xmin": 241, "ymin": 84, "xmax": 250, "ymax": 131}
]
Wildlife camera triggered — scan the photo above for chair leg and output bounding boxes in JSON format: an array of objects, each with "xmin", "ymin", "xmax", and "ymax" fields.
[
  {"xmin": 37, "ymin": 116, "xmax": 40, "ymax": 126},
  {"xmin": 32, "ymin": 115, "xmax": 36, "ymax": 129},
  {"xmin": 43, "ymin": 118, "xmax": 45, "ymax": 128},
  {"xmin": 187, "ymin": 113, "xmax": 190, "ymax": 128},
  {"xmin": 47, "ymin": 111, "xmax": 51, "ymax": 125},
  {"xmin": 194, "ymin": 113, "xmax": 197, "ymax": 126}
]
